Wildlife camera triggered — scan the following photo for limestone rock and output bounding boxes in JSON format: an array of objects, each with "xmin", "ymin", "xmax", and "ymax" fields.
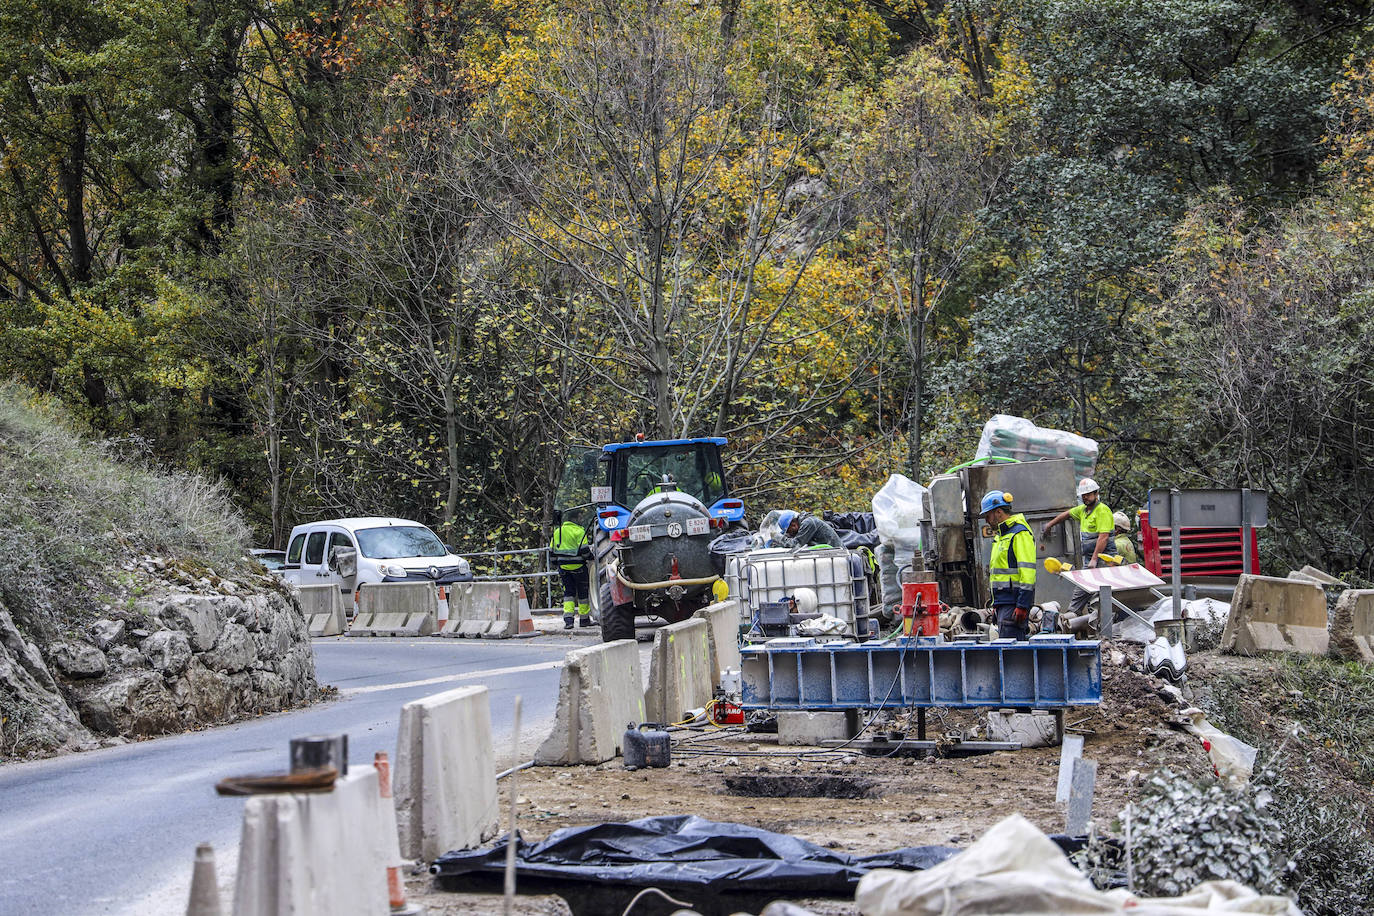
[
  {"xmin": 204, "ymin": 622, "xmax": 254, "ymax": 673},
  {"xmin": 169, "ymin": 662, "xmax": 234, "ymax": 721},
  {"xmin": 142, "ymin": 630, "xmax": 192, "ymax": 676},
  {"xmin": 107, "ymin": 645, "xmax": 142, "ymax": 668},
  {"xmin": 90, "ymin": 618, "xmax": 126, "ymax": 650},
  {"xmin": 49, "ymin": 641, "xmax": 108, "ymax": 679},
  {"xmin": 76, "ymin": 671, "xmax": 179, "ymax": 736},
  {"xmin": 0, "ymin": 606, "xmax": 86, "ymax": 753},
  {"xmin": 157, "ymin": 595, "xmax": 235, "ymax": 652}
]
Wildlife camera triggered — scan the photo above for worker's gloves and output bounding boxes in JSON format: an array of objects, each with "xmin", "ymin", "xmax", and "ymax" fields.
[{"xmin": 1014, "ymin": 606, "xmax": 1029, "ymax": 624}]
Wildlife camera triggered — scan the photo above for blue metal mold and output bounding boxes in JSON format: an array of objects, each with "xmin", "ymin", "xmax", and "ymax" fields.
[{"xmin": 740, "ymin": 635, "xmax": 1102, "ymax": 710}]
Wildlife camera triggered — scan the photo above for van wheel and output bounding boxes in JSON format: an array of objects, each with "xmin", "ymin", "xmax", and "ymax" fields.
[{"xmin": 601, "ymin": 602, "xmax": 637, "ymax": 643}]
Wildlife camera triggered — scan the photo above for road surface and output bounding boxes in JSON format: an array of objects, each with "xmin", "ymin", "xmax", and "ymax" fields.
[{"xmin": 0, "ymin": 634, "xmax": 609, "ymax": 915}]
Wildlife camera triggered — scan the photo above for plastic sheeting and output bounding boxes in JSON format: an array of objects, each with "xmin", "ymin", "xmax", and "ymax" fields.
[
  {"xmin": 432, "ymin": 815, "xmax": 958, "ymax": 898},
  {"xmin": 871, "ymin": 475, "xmax": 928, "ymax": 546},
  {"xmin": 856, "ymin": 814, "xmax": 1300, "ymax": 916},
  {"xmin": 975, "ymin": 415, "xmax": 1099, "ymax": 479}
]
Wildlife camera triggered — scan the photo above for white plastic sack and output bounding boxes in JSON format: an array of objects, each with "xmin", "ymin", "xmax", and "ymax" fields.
[
  {"xmin": 856, "ymin": 814, "xmax": 1300, "ymax": 916},
  {"xmin": 872, "ymin": 474, "xmax": 928, "ymax": 545},
  {"xmin": 1181, "ymin": 708, "xmax": 1259, "ymax": 791},
  {"xmin": 797, "ymin": 614, "xmax": 848, "ymax": 636},
  {"xmin": 975, "ymin": 414, "xmax": 1100, "ymax": 478}
]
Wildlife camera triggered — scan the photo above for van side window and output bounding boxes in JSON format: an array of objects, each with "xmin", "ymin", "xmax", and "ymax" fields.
[
  {"xmin": 305, "ymin": 532, "xmax": 327, "ymax": 565},
  {"xmin": 328, "ymin": 532, "xmax": 355, "ymax": 555},
  {"xmin": 286, "ymin": 534, "xmax": 306, "ymax": 565}
]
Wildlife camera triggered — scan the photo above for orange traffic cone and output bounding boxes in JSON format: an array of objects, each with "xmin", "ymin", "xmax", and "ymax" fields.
[{"xmin": 374, "ymin": 752, "xmax": 423, "ymax": 915}]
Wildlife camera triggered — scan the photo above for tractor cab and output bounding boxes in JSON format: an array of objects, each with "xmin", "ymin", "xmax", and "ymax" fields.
[{"xmin": 595, "ymin": 438, "xmax": 743, "ymax": 533}]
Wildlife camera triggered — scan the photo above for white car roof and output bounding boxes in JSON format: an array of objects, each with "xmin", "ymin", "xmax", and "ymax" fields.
[{"xmin": 289, "ymin": 517, "xmax": 429, "ymax": 535}]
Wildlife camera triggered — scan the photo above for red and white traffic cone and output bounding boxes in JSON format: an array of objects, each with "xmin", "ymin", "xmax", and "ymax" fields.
[
  {"xmin": 516, "ymin": 583, "xmax": 537, "ymax": 637},
  {"xmin": 374, "ymin": 752, "xmax": 423, "ymax": 915}
]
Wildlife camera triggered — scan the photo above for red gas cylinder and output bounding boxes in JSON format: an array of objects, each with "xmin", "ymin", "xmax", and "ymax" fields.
[{"xmin": 899, "ymin": 582, "xmax": 941, "ymax": 636}]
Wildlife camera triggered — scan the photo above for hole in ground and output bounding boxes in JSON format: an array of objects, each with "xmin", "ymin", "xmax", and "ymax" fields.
[{"xmin": 723, "ymin": 774, "xmax": 881, "ymax": 799}]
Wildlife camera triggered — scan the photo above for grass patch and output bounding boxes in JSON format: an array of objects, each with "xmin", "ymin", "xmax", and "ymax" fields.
[
  {"xmin": 0, "ymin": 384, "xmax": 250, "ymax": 632},
  {"xmin": 1205, "ymin": 653, "xmax": 1374, "ymax": 916}
]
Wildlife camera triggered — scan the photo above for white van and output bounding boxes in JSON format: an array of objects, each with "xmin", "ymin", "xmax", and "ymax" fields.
[{"xmin": 281, "ymin": 517, "xmax": 472, "ymax": 611}]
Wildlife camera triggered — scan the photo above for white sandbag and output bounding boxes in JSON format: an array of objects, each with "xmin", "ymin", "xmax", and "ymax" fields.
[
  {"xmin": 856, "ymin": 814, "xmax": 1300, "ymax": 916},
  {"xmin": 871, "ymin": 474, "xmax": 928, "ymax": 545},
  {"xmin": 1180, "ymin": 708, "xmax": 1258, "ymax": 790},
  {"xmin": 975, "ymin": 414, "xmax": 1099, "ymax": 478}
]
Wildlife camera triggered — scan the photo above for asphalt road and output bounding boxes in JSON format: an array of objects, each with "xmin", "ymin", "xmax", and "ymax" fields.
[{"xmin": 0, "ymin": 635, "xmax": 606, "ymax": 915}]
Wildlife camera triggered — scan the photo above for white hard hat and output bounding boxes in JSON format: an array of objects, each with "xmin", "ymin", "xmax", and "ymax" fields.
[
  {"xmin": 1112, "ymin": 511, "xmax": 1130, "ymax": 531},
  {"xmin": 1076, "ymin": 477, "xmax": 1100, "ymax": 497}
]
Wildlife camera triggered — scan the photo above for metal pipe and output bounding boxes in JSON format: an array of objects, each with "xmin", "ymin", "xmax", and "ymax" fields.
[{"xmin": 496, "ymin": 759, "xmax": 534, "ymax": 780}]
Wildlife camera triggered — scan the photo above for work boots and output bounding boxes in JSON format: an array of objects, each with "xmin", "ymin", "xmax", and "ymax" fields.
[
  {"xmin": 563, "ymin": 616, "xmax": 575, "ymax": 630},
  {"xmin": 578, "ymin": 616, "xmax": 592, "ymax": 628}
]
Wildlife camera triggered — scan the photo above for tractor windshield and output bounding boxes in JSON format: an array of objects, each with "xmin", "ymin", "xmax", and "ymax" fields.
[{"xmin": 614, "ymin": 443, "xmax": 726, "ymax": 508}]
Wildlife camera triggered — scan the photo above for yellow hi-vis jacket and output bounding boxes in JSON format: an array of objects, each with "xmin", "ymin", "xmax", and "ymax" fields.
[
  {"xmin": 549, "ymin": 521, "xmax": 588, "ymax": 571},
  {"xmin": 990, "ymin": 512, "xmax": 1037, "ymax": 609}
]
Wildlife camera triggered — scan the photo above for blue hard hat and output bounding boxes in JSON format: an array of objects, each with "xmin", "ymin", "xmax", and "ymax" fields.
[
  {"xmin": 979, "ymin": 490, "xmax": 1013, "ymax": 516},
  {"xmin": 777, "ymin": 510, "xmax": 797, "ymax": 532}
]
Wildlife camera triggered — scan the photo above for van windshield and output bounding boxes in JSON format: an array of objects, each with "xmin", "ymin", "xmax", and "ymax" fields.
[{"xmin": 355, "ymin": 526, "xmax": 447, "ymax": 560}]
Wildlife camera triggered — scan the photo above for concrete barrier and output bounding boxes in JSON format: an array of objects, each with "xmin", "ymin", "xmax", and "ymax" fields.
[
  {"xmin": 643, "ymin": 617, "xmax": 712, "ymax": 725},
  {"xmin": 535, "ymin": 640, "xmax": 644, "ymax": 765},
  {"xmin": 393, "ymin": 685, "xmax": 498, "ymax": 861},
  {"xmin": 297, "ymin": 585, "xmax": 346, "ymax": 637},
  {"xmin": 436, "ymin": 581, "xmax": 519, "ymax": 639},
  {"xmin": 231, "ymin": 765, "xmax": 399, "ymax": 916},
  {"xmin": 693, "ymin": 599, "xmax": 742, "ymax": 689},
  {"xmin": 1329, "ymin": 589, "xmax": 1374, "ymax": 664},
  {"xmin": 346, "ymin": 583, "xmax": 437, "ymax": 637},
  {"xmin": 1221, "ymin": 574, "xmax": 1329, "ymax": 657}
]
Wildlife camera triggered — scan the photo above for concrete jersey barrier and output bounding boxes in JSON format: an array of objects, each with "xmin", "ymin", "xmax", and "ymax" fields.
[
  {"xmin": 394, "ymin": 685, "xmax": 499, "ymax": 861},
  {"xmin": 232, "ymin": 765, "xmax": 399, "ymax": 916},
  {"xmin": 1329, "ymin": 589, "xmax": 1374, "ymax": 664},
  {"xmin": 1222, "ymin": 574, "xmax": 1329, "ymax": 657},
  {"xmin": 437, "ymin": 581, "xmax": 520, "ymax": 639},
  {"xmin": 297, "ymin": 584, "xmax": 346, "ymax": 637},
  {"xmin": 694, "ymin": 598, "xmax": 743, "ymax": 688},
  {"xmin": 347, "ymin": 582, "xmax": 437, "ymax": 637},
  {"xmin": 643, "ymin": 617, "xmax": 713, "ymax": 724},
  {"xmin": 535, "ymin": 639, "xmax": 645, "ymax": 765}
]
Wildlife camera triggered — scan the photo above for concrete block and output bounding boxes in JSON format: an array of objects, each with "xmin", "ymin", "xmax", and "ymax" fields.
[
  {"xmin": 299, "ymin": 585, "xmax": 346, "ymax": 637},
  {"xmin": 394, "ymin": 685, "xmax": 498, "ymax": 861},
  {"xmin": 777, "ymin": 710, "xmax": 859, "ymax": 746},
  {"xmin": 1329, "ymin": 589, "xmax": 1374, "ymax": 664},
  {"xmin": 643, "ymin": 617, "xmax": 713, "ymax": 725},
  {"xmin": 693, "ymin": 599, "xmax": 743, "ymax": 689},
  {"xmin": 347, "ymin": 583, "xmax": 437, "ymax": 637},
  {"xmin": 231, "ymin": 765, "xmax": 399, "ymax": 916},
  {"xmin": 436, "ymin": 582, "xmax": 519, "ymax": 639},
  {"xmin": 1221, "ymin": 574, "xmax": 1329, "ymax": 657},
  {"xmin": 535, "ymin": 639, "xmax": 645, "ymax": 765},
  {"xmin": 1289, "ymin": 564, "xmax": 1345, "ymax": 586},
  {"xmin": 986, "ymin": 710, "xmax": 1058, "ymax": 748}
]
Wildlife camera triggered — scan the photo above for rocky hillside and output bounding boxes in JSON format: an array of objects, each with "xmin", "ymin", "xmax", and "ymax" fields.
[{"xmin": 0, "ymin": 389, "xmax": 318, "ymax": 758}]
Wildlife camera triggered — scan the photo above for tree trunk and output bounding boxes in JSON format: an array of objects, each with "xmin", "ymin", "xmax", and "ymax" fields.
[{"xmin": 62, "ymin": 96, "xmax": 91, "ymax": 284}]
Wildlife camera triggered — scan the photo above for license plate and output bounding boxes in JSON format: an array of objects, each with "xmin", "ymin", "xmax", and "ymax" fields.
[
  {"xmin": 629, "ymin": 525, "xmax": 652, "ymax": 542},
  {"xmin": 591, "ymin": 486, "xmax": 612, "ymax": 504},
  {"xmin": 686, "ymin": 517, "xmax": 709, "ymax": 536}
]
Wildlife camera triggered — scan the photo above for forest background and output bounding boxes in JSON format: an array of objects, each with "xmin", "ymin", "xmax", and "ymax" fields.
[{"xmin": 2, "ymin": 0, "xmax": 1372, "ymax": 579}]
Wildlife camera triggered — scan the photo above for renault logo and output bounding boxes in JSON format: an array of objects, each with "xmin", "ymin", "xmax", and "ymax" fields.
[{"xmin": 428, "ymin": 566, "xmax": 440, "ymax": 579}]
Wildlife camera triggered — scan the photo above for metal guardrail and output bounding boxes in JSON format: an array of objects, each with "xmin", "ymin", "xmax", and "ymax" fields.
[{"xmin": 455, "ymin": 546, "xmax": 558, "ymax": 609}]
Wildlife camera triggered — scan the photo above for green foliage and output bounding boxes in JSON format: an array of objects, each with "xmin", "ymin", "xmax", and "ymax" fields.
[{"xmin": 0, "ymin": 0, "xmax": 1371, "ymax": 570}]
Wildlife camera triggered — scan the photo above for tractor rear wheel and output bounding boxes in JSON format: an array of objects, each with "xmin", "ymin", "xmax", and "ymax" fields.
[{"xmin": 600, "ymin": 601, "xmax": 637, "ymax": 643}]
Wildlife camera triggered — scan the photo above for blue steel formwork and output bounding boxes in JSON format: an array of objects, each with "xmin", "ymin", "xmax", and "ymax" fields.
[{"xmin": 740, "ymin": 635, "xmax": 1102, "ymax": 711}]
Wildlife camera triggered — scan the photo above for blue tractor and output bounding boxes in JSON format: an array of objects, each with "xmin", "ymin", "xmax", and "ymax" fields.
[{"xmin": 555, "ymin": 438, "xmax": 745, "ymax": 642}]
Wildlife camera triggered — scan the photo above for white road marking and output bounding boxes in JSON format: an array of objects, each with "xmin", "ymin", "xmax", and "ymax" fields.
[{"xmin": 337, "ymin": 659, "xmax": 565, "ymax": 696}]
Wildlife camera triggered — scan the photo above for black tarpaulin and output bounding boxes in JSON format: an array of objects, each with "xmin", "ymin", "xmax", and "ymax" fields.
[{"xmin": 431, "ymin": 814, "xmax": 957, "ymax": 895}]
